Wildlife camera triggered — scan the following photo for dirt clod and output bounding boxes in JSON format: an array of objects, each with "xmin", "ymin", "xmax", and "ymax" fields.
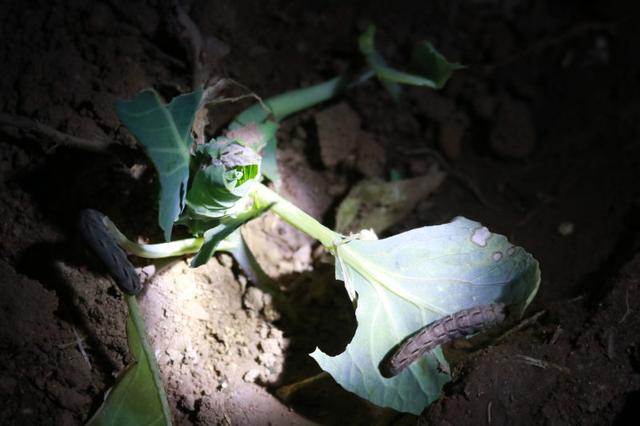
[
  {"xmin": 439, "ymin": 119, "xmax": 466, "ymax": 160},
  {"xmin": 315, "ymin": 102, "xmax": 361, "ymax": 167}
]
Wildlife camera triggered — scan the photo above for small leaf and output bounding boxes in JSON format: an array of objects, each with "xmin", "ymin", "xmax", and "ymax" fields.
[
  {"xmin": 220, "ymin": 230, "xmax": 276, "ymax": 291},
  {"xmin": 183, "ymin": 138, "xmax": 262, "ymax": 223},
  {"xmin": 312, "ymin": 217, "xmax": 540, "ymax": 414},
  {"xmin": 232, "ymin": 76, "xmax": 347, "ymax": 186},
  {"xmin": 227, "ymin": 121, "xmax": 280, "ymax": 188},
  {"xmin": 190, "ymin": 204, "xmax": 271, "ymax": 267},
  {"xmin": 184, "ymin": 164, "xmax": 243, "ymax": 219},
  {"xmin": 358, "ymin": 24, "xmax": 463, "ymax": 98},
  {"xmin": 117, "ymin": 88, "xmax": 204, "ymax": 241},
  {"xmin": 411, "ymin": 42, "xmax": 465, "ymax": 90},
  {"xmin": 88, "ymin": 295, "xmax": 171, "ymax": 426}
]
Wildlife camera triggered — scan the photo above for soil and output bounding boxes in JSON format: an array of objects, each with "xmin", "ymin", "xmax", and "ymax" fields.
[{"xmin": 1, "ymin": 0, "xmax": 639, "ymax": 425}]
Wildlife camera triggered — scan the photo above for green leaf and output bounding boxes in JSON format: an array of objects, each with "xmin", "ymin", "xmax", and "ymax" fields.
[
  {"xmin": 183, "ymin": 137, "xmax": 262, "ymax": 224},
  {"xmin": 358, "ymin": 25, "xmax": 464, "ymax": 99},
  {"xmin": 183, "ymin": 163, "xmax": 250, "ymax": 219},
  {"xmin": 117, "ymin": 88, "xmax": 204, "ymax": 241},
  {"xmin": 227, "ymin": 121, "xmax": 280, "ymax": 188},
  {"xmin": 411, "ymin": 42, "xmax": 465, "ymax": 90},
  {"xmin": 88, "ymin": 295, "xmax": 171, "ymax": 426},
  {"xmin": 190, "ymin": 204, "xmax": 271, "ymax": 267},
  {"xmin": 219, "ymin": 230, "xmax": 276, "ymax": 291},
  {"xmin": 311, "ymin": 217, "xmax": 540, "ymax": 414}
]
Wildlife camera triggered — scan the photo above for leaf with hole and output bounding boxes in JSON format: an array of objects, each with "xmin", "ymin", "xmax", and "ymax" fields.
[{"xmin": 311, "ymin": 217, "xmax": 540, "ymax": 414}]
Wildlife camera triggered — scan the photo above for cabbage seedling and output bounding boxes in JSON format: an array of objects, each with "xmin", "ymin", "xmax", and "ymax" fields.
[{"xmin": 86, "ymin": 26, "xmax": 539, "ymax": 423}]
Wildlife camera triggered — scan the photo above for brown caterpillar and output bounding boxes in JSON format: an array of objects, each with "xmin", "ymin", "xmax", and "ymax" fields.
[
  {"xmin": 379, "ymin": 303, "xmax": 507, "ymax": 378},
  {"xmin": 78, "ymin": 209, "xmax": 142, "ymax": 295}
]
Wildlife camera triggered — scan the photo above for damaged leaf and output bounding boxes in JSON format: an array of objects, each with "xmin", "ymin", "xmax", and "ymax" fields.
[{"xmin": 312, "ymin": 217, "xmax": 540, "ymax": 414}]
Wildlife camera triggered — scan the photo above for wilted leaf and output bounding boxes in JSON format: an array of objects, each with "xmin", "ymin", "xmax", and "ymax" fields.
[
  {"xmin": 88, "ymin": 295, "xmax": 171, "ymax": 426},
  {"xmin": 117, "ymin": 88, "xmax": 204, "ymax": 241},
  {"xmin": 336, "ymin": 166, "xmax": 446, "ymax": 235},
  {"xmin": 312, "ymin": 217, "xmax": 540, "ymax": 414}
]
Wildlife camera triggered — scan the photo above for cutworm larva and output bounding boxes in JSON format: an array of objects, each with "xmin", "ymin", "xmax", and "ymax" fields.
[{"xmin": 380, "ymin": 303, "xmax": 507, "ymax": 377}]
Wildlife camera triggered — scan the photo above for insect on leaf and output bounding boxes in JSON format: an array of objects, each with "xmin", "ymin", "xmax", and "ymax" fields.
[
  {"xmin": 311, "ymin": 217, "xmax": 540, "ymax": 414},
  {"xmin": 117, "ymin": 87, "xmax": 204, "ymax": 241},
  {"xmin": 87, "ymin": 295, "xmax": 172, "ymax": 426}
]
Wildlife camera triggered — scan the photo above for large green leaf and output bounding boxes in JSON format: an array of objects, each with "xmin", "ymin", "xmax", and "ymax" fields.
[
  {"xmin": 311, "ymin": 217, "xmax": 540, "ymax": 414},
  {"xmin": 88, "ymin": 295, "xmax": 171, "ymax": 426},
  {"xmin": 117, "ymin": 88, "xmax": 204, "ymax": 241}
]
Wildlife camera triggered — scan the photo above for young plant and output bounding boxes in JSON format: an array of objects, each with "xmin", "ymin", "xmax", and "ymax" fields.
[{"xmin": 86, "ymin": 25, "xmax": 540, "ymax": 423}]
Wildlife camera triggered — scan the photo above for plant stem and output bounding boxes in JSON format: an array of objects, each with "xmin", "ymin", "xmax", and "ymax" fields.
[
  {"xmin": 234, "ymin": 75, "xmax": 348, "ymax": 125},
  {"xmin": 233, "ymin": 68, "xmax": 378, "ymax": 126},
  {"xmin": 103, "ymin": 216, "xmax": 234, "ymax": 258},
  {"xmin": 252, "ymin": 183, "xmax": 343, "ymax": 249}
]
